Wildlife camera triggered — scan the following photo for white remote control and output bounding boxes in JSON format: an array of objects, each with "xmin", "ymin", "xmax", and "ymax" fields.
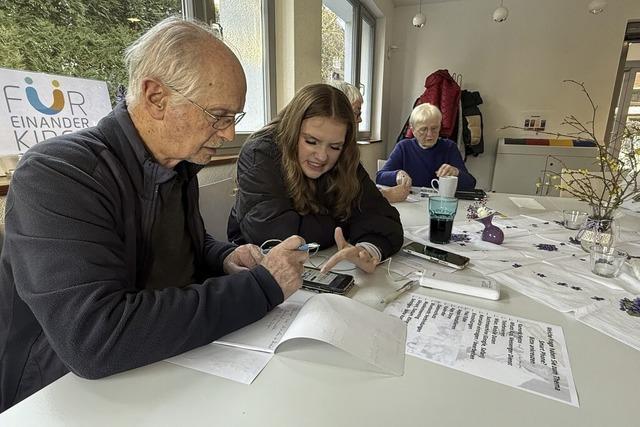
[{"xmin": 419, "ymin": 271, "xmax": 500, "ymax": 300}]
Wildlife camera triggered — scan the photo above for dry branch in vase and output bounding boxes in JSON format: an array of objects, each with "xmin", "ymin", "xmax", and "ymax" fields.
[{"xmin": 502, "ymin": 80, "xmax": 640, "ymax": 219}]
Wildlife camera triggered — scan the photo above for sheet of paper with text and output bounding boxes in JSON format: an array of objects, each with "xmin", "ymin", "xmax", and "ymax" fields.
[{"xmin": 384, "ymin": 292, "xmax": 579, "ymax": 406}]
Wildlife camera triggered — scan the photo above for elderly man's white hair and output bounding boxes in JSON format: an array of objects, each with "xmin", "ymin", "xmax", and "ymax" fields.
[
  {"xmin": 409, "ymin": 103, "xmax": 442, "ymax": 128},
  {"xmin": 328, "ymin": 80, "xmax": 363, "ymax": 105},
  {"xmin": 124, "ymin": 16, "xmax": 221, "ymax": 107}
]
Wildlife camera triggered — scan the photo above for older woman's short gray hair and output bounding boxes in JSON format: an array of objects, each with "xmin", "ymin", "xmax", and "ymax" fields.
[
  {"xmin": 124, "ymin": 16, "xmax": 220, "ymax": 107},
  {"xmin": 328, "ymin": 80, "xmax": 363, "ymax": 105},
  {"xmin": 409, "ymin": 103, "xmax": 442, "ymax": 128}
]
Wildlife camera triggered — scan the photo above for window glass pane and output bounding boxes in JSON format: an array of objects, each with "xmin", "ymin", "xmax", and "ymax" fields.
[
  {"xmin": 212, "ymin": 0, "xmax": 266, "ymax": 133},
  {"xmin": 0, "ymin": 1, "xmax": 182, "ymax": 102},
  {"xmin": 359, "ymin": 16, "xmax": 374, "ymax": 132},
  {"xmin": 321, "ymin": 0, "xmax": 354, "ymax": 83},
  {"xmin": 617, "ymin": 70, "xmax": 640, "ymax": 172}
]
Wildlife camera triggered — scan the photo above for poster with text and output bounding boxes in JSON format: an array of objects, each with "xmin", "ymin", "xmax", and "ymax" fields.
[{"xmin": 0, "ymin": 67, "xmax": 111, "ymax": 155}]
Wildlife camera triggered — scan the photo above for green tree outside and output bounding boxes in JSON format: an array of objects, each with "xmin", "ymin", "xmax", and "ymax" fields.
[
  {"xmin": 0, "ymin": 0, "xmax": 181, "ymax": 102},
  {"xmin": 321, "ymin": 4, "xmax": 345, "ymax": 83}
]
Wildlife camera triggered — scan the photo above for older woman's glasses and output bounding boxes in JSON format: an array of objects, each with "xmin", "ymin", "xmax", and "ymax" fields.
[
  {"xmin": 414, "ymin": 126, "xmax": 440, "ymax": 136},
  {"xmin": 169, "ymin": 86, "xmax": 245, "ymax": 130}
]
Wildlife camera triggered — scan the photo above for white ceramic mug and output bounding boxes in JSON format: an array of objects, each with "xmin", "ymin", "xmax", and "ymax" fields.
[{"xmin": 430, "ymin": 175, "xmax": 458, "ymax": 197}]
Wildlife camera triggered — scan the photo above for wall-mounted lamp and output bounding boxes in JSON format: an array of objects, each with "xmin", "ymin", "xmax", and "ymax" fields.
[
  {"xmin": 492, "ymin": 0, "xmax": 509, "ymax": 23},
  {"xmin": 587, "ymin": 0, "xmax": 607, "ymax": 14},
  {"xmin": 412, "ymin": 0, "xmax": 426, "ymax": 29},
  {"xmin": 386, "ymin": 45, "xmax": 399, "ymax": 60}
]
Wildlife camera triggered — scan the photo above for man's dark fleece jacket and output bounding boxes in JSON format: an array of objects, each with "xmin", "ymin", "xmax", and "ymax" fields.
[{"xmin": 0, "ymin": 103, "xmax": 283, "ymax": 412}]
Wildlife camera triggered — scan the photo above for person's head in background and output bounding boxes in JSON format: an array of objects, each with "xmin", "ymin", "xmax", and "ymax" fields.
[
  {"xmin": 328, "ymin": 80, "xmax": 363, "ymax": 124},
  {"xmin": 410, "ymin": 103, "xmax": 442, "ymax": 149},
  {"xmin": 125, "ymin": 16, "xmax": 247, "ymax": 168},
  {"xmin": 267, "ymin": 83, "xmax": 359, "ymax": 220}
]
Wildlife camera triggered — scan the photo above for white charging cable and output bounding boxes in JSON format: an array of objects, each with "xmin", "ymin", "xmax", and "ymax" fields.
[{"xmin": 379, "ymin": 257, "xmax": 423, "ymax": 283}]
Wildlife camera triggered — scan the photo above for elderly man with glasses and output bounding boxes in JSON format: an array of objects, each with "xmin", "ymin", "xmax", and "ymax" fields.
[{"xmin": 0, "ymin": 17, "xmax": 307, "ymax": 412}]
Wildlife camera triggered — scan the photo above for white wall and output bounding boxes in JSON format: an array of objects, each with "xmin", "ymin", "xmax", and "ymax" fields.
[
  {"xmin": 275, "ymin": 0, "xmax": 322, "ymax": 110},
  {"xmin": 387, "ymin": 0, "xmax": 640, "ymax": 190}
]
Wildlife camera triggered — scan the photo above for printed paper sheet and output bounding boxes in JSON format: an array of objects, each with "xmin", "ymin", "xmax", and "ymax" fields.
[
  {"xmin": 166, "ymin": 343, "xmax": 272, "ymax": 385},
  {"xmin": 384, "ymin": 293, "xmax": 579, "ymax": 406}
]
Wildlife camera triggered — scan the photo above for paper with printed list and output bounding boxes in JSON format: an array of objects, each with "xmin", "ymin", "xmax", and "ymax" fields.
[
  {"xmin": 168, "ymin": 291, "xmax": 407, "ymax": 383},
  {"xmin": 383, "ymin": 293, "xmax": 579, "ymax": 407}
]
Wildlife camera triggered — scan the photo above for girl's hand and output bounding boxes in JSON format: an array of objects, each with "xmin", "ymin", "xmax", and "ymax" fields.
[{"xmin": 321, "ymin": 227, "xmax": 379, "ymax": 273}]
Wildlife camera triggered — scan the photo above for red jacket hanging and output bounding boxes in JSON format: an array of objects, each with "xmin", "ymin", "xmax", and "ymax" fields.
[{"xmin": 398, "ymin": 69, "xmax": 461, "ymax": 140}]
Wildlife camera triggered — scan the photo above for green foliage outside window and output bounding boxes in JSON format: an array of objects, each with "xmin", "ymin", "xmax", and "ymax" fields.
[
  {"xmin": 0, "ymin": 0, "xmax": 181, "ymax": 103},
  {"xmin": 321, "ymin": 5, "xmax": 345, "ymax": 83}
]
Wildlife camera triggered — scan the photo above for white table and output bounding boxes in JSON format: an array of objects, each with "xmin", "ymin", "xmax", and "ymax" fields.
[{"xmin": 1, "ymin": 193, "xmax": 639, "ymax": 426}]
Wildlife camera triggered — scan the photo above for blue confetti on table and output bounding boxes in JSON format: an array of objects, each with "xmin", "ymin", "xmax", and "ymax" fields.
[{"xmin": 535, "ymin": 244, "xmax": 558, "ymax": 251}]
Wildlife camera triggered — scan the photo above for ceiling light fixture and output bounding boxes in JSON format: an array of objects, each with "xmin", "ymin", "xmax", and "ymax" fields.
[
  {"xmin": 587, "ymin": 0, "xmax": 607, "ymax": 14},
  {"xmin": 412, "ymin": 0, "xmax": 426, "ymax": 29},
  {"xmin": 492, "ymin": 0, "xmax": 509, "ymax": 23}
]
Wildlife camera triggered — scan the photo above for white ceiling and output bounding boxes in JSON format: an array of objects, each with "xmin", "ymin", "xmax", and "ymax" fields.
[{"xmin": 393, "ymin": 0, "xmax": 460, "ymax": 7}]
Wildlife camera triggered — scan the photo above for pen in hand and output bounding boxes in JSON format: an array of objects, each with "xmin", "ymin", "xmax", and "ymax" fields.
[
  {"xmin": 380, "ymin": 281, "xmax": 415, "ymax": 305},
  {"xmin": 297, "ymin": 242, "xmax": 320, "ymax": 251},
  {"xmin": 262, "ymin": 242, "xmax": 320, "ymax": 255}
]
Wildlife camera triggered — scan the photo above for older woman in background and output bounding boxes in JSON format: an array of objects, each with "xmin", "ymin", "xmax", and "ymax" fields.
[{"xmin": 376, "ymin": 103, "xmax": 476, "ymax": 190}]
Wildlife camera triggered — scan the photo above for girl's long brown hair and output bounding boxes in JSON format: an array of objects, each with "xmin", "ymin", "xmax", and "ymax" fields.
[{"xmin": 254, "ymin": 83, "xmax": 360, "ymax": 220}]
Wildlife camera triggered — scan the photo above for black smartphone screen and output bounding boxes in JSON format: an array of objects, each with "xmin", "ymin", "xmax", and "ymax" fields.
[
  {"xmin": 403, "ymin": 242, "xmax": 470, "ymax": 268},
  {"xmin": 302, "ymin": 268, "xmax": 354, "ymax": 295},
  {"xmin": 455, "ymin": 189, "xmax": 487, "ymax": 200}
]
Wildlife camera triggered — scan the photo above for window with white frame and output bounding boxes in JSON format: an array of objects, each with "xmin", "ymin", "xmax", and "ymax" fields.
[
  {"xmin": 321, "ymin": 0, "xmax": 376, "ymax": 138},
  {"xmin": 359, "ymin": 8, "xmax": 374, "ymax": 134},
  {"xmin": 194, "ymin": 0, "xmax": 269, "ymax": 133},
  {"xmin": 190, "ymin": 0, "xmax": 271, "ymax": 136},
  {"xmin": 321, "ymin": 0, "xmax": 354, "ymax": 83}
]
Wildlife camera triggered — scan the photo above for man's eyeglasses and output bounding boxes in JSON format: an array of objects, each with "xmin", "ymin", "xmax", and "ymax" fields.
[{"xmin": 169, "ymin": 86, "xmax": 245, "ymax": 130}]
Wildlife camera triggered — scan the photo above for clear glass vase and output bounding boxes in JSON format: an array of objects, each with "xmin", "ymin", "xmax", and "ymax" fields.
[{"xmin": 576, "ymin": 216, "xmax": 617, "ymax": 252}]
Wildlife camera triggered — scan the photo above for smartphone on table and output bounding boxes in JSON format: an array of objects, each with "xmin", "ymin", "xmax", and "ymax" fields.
[
  {"xmin": 454, "ymin": 189, "xmax": 487, "ymax": 200},
  {"xmin": 402, "ymin": 241, "xmax": 470, "ymax": 270},
  {"xmin": 301, "ymin": 267, "xmax": 355, "ymax": 295}
]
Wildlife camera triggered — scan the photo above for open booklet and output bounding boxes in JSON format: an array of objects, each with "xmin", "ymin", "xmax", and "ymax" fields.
[{"xmin": 168, "ymin": 290, "xmax": 407, "ymax": 383}]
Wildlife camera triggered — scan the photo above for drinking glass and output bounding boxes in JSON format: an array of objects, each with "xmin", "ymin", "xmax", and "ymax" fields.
[
  {"xmin": 562, "ymin": 210, "xmax": 588, "ymax": 230},
  {"xmin": 590, "ymin": 245, "xmax": 627, "ymax": 278},
  {"xmin": 428, "ymin": 196, "xmax": 458, "ymax": 244}
]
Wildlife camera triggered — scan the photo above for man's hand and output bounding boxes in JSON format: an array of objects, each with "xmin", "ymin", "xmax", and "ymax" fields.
[
  {"xmin": 321, "ymin": 227, "xmax": 379, "ymax": 274},
  {"xmin": 261, "ymin": 235, "xmax": 308, "ymax": 299},
  {"xmin": 396, "ymin": 170, "xmax": 412, "ymax": 187},
  {"xmin": 381, "ymin": 180, "xmax": 410, "ymax": 203},
  {"xmin": 223, "ymin": 244, "xmax": 263, "ymax": 274},
  {"xmin": 436, "ymin": 163, "xmax": 459, "ymax": 177}
]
